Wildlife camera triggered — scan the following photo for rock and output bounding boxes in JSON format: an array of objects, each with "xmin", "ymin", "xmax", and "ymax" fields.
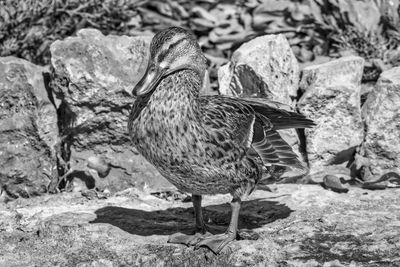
[
  {"xmin": 0, "ymin": 57, "xmax": 58, "ymax": 198},
  {"xmin": 322, "ymin": 259, "xmax": 345, "ymax": 267},
  {"xmin": 199, "ymin": 69, "xmax": 217, "ymax": 96},
  {"xmin": 50, "ymin": 28, "xmax": 174, "ymax": 193},
  {"xmin": 218, "ymin": 34, "xmax": 305, "ymax": 174},
  {"xmin": 356, "ymin": 67, "xmax": 400, "ymax": 181},
  {"xmin": 360, "ymin": 172, "xmax": 400, "ymax": 190},
  {"xmin": 298, "ymin": 56, "xmax": 365, "ymax": 182},
  {"xmin": 86, "ymin": 156, "xmax": 111, "ymax": 178},
  {"xmin": 1, "ymin": 185, "xmax": 399, "ymax": 266},
  {"xmin": 219, "ymin": 64, "xmax": 274, "ymax": 99},
  {"xmin": 360, "ymin": 81, "xmax": 375, "ymax": 106},
  {"xmin": 218, "ymin": 34, "xmax": 299, "ymax": 102},
  {"xmin": 322, "ymin": 175, "xmax": 349, "ymax": 193}
]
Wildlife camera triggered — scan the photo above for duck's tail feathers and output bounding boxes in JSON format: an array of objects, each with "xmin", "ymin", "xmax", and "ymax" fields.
[{"xmin": 242, "ymin": 97, "xmax": 316, "ymax": 130}]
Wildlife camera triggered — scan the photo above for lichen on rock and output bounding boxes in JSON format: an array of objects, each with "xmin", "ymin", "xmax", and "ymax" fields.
[
  {"xmin": 1, "ymin": 185, "xmax": 399, "ymax": 266},
  {"xmin": 298, "ymin": 56, "xmax": 365, "ymax": 182},
  {"xmin": 50, "ymin": 28, "xmax": 173, "ymax": 193},
  {"xmin": 218, "ymin": 34, "xmax": 299, "ymax": 103},
  {"xmin": 0, "ymin": 57, "xmax": 58, "ymax": 198},
  {"xmin": 356, "ymin": 66, "xmax": 400, "ymax": 181}
]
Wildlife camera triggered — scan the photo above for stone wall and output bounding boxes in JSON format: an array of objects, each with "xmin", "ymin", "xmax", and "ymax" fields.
[
  {"xmin": 49, "ymin": 29, "xmax": 173, "ymax": 193},
  {"xmin": 1, "ymin": 29, "xmax": 399, "ymax": 198},
  {"xmin": 0, "ymin": 57, "xmax": 58, "ymax": 197}
]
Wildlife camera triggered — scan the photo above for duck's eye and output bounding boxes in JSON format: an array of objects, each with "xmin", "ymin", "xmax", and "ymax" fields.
[{"xmin": 148, "ymin": 64, "xmax": 158, "ymax": 73}]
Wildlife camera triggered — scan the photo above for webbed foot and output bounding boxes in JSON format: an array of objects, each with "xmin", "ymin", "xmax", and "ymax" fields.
[
  {"xmin": 168, "ymin": 231, "xmax": 212, "ymax": 246},
  {"xmin": 195, "ymin": 232, "xmax": 237, "ymax": 254},
  {"xmin": 168, "ymin": 223, "xmax": 223, "ymax": 246}
]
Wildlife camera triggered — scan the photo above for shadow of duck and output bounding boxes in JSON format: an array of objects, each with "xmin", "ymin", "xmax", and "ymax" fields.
[{"xmin": 90, "ymin": 199, "xmax": 292, "ymax": 236}]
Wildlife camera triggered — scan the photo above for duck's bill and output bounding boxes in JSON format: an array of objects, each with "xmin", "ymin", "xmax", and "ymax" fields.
[
  {"xmin": 132, "ymin": 63, "xmax": 163, "ymax": 96},
  {"xmin": 132, "ymin": 63, "xmax": 195, "ymax": 96}
]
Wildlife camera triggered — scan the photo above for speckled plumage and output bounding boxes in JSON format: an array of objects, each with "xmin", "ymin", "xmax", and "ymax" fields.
[
  {"xmin": 128, "ymin": 26, "xmax": 315, "ymax": 253},
  {"xmin": 129, "ymin": 69, "xmax": 261, "ymax": 197}
]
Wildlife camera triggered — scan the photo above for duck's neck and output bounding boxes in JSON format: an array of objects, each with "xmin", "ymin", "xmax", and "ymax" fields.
[
  {"xmin": 151, "ymin": 69, "xmax": 201, "ymax": 115},
  {"xmin": 129, "ymin": 69, "xmax": 202, "ymax": 133}
]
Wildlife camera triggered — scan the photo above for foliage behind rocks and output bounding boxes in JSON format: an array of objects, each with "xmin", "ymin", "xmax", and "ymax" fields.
[
  {"xmin": 1, "ymin": 0, "xmax": 400, "ymax": 83},
  {"xmin": 0, "ymin": 0, "xmax": 145, "ymax": 65}
]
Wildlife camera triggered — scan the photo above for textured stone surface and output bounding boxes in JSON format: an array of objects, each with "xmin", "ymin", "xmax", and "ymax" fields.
[
  {"xmin": 218, "ymin": 34, "xmax": 304, "ymax": 173},
  {"xmin": 356, "ymin": 67, "xmax": 400, "ymax": 181},
  {"xmin": 1, "ymin": 185, "xmax": 399, "ymax": 266},
  {"xmin": 0, "ymin": 57, "xmax": 58, "ymax": 198},
  {"xmin": 218, "ymin": 34, "xmax": 299, "ymax": 103},
  {"xmin": 50, "ymin": 28, "xmax": 174, "ymax": 193},
  {"xmin": 298, "ymin": 56, "xmax": 365, "ymax": 182}
]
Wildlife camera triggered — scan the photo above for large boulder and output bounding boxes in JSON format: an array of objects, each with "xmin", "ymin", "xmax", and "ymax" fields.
[
  {"xmin": 218, "ymin": 34, "xmax": 299, "ymax": 103},
  {"xmin": 0, "ymin": 57, "xmax": 58, "ymax": 198},
  {"xmin": 356, "ymin": 67, "xmax": 400, "ymax": 181},
  {"xmin": 298, "ymin": 56, "xmax": 365, "ymax": 182},
  {"xmin": 50, "ymin": 28, "xmax": 173, "ymax": 193},
  {"xmin": 218, "ymin": 34, "xmax": 304, "ymax": 174}
]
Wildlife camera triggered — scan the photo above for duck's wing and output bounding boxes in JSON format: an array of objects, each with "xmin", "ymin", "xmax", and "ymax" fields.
[
  {"xmin": 251, "ymin": 112, "xmax": 304, "ymax": 169},
  {"xmin": 241, "ymin": 97, "xmax": 315, "ymax": 130},
  {"xmin": 199, "ymin": 95, "xmax": 256, "ymax": 151},
  {"xmin": 241, "ymin": 97, "xmax": 310, "ymax": 171},
  {"xmin": 199, "ymin": 95, "xmax": 306, "ymax": 171}
]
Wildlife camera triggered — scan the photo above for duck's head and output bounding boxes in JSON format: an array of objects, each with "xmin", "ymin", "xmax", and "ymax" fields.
[{"xmin": 132, "ymin": 27, "xmax": 208, "ymax": 96}]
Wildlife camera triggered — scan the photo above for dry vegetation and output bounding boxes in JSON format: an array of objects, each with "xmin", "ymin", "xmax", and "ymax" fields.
[{"xmin": 1, "ymin": 0, "xmax": 400, "ymax": 82}]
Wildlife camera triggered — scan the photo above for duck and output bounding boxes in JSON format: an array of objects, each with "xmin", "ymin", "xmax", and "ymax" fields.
[{"xmin": 128, "ymin": 26, "xmax": 315, "ymax": 254}]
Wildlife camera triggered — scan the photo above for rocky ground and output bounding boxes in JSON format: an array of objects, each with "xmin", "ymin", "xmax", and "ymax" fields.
[
  {"xmin": 1, "ymin": 7, "xmax": 400, "ymax": 266},
  {"xmin": 1, "ymin": 184, "xmax": 399, "ymax": 266}
]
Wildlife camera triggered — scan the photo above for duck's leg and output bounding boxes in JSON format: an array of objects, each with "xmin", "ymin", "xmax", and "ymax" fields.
[
  {"xmin": 168, "ymin": 194, "xmax": 212, "ymax": 245},
  {"xmin": 192, "ymin": 194, "xmax": 208, "ymax": 233},
  {"xmin": 195, "ymin": 197, "xmax": 241, "ymax": 254}
]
